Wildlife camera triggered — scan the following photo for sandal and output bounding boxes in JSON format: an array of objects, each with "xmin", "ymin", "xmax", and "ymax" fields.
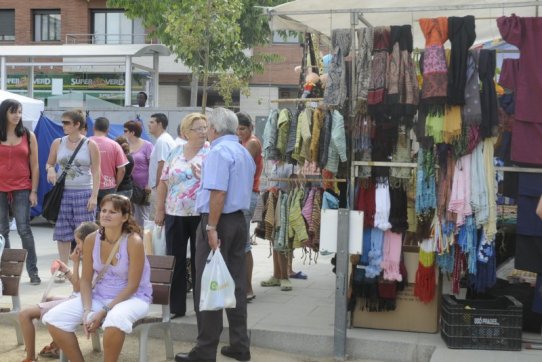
[
  {"xmin": 289, "ymin": 271, "xmax": 308, "ymax": 280},
  {"xmin": 260, "ymin": 276, "xmax": 281, "ymax": 287},
  {"xmin": 280, "ymin": 279, "xmax": 293, "ymax": 291},
  {"xmin": 39, "ymin": 341, "xmax": 60, "ymax": 358}
]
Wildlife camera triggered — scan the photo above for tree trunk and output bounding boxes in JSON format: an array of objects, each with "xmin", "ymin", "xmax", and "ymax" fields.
[
  {"xmin": 190, "ymin": 72, "xmax": 199, "ymax": 107},
  {"xmin": 201, "ymin": 0, "xmax": 212, "ymax": 113}
]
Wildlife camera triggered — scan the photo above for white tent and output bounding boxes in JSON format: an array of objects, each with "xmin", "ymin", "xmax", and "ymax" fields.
[
  {"xmin": 0, "ymin": 90, "xmax": 44, "ymax": 129},
  {"xmin": 268, "ymin": 0, "xmax": 541, "ymax": 48}
]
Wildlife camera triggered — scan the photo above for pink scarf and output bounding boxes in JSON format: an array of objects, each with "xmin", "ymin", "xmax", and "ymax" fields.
[
  {"xmin": 380, "ymin": 231, "xmax": 403, "ymax": 282},
  {"xmin": 448, "ymin": 153, "xmax": 472, "ymax": 226}
]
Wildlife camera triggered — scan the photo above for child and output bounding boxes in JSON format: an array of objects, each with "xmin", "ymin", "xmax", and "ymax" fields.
[{"xmin": 18, "ymin": 222, "xmax": 99, "ymax": 362}]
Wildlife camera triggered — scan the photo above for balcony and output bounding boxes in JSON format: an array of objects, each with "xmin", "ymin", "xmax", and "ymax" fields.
[{"xmin": 65, "ymin": 33, "xmax": 153, "ymax": 45}]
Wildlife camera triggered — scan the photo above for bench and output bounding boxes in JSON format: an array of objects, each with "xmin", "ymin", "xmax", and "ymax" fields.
[
  {"xmin": 60, "ymin": 254, "xmax": 176, "ymax": 362},
  {"xmin": 0, "ymin": 248, "xmax": 28, "ymax": 345}
]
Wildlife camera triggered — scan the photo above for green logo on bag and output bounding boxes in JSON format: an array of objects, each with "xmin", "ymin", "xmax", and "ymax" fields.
[{"xmin": 210, "ymin": 281, "xmax": 218, "ymax": 291}]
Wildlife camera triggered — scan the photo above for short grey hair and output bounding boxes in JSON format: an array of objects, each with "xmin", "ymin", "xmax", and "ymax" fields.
[{"xmin": 208, "ymin": 107, "xmax": 238, "ymax": 135}]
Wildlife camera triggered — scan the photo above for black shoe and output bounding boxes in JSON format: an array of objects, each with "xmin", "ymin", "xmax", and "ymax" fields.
[
  {"xmin": 220, "ymin": 346, "xmax": 251, "ymax": 361},
  {"xmin": 171, "ymin": 313, "xmax": 185, "ymax": 320},
  {"xmin": 175, "ymin": 349, "xmax": 216, "ymax": 362},
  {"xmin": 30, "ymin": 274, "xmax": 41, "ymax": 285}
]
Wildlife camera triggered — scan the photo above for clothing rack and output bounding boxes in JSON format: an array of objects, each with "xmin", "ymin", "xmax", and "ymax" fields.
[
  {"xmin": 352, "ymin": 161, "xmax": 542, "ymax": 174},
  {"xmin": 264, "ymin": 177, "xmax": 348, "ymax": 183},
  {"xmin": 269, "ymin": 98, "xmax": 324, "ymax": 103}
]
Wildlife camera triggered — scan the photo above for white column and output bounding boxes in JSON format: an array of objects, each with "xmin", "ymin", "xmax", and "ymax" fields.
[
  {"xmin": 124, "ymin": 56, "xmax": 132, "ymax": 106},
  {"xmin": 152, "ymin": 52, "xmax": 159, "ymax": 107},
  {"xmin": 1, "ymin": 57, "xmax": 6, "ymax": 91},
  {"xmin": 28, "ymin": 63, "xmax": 34, "ymax": 98}
]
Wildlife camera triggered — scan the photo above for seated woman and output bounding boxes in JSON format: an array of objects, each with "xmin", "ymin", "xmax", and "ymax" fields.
[
  {"xmin": 43, "ymin": 194, "xmax": 152, "ymax": 362},
  {"xmin": 19, "ymin": 222, "xmax": 99, "ymax": 362}
]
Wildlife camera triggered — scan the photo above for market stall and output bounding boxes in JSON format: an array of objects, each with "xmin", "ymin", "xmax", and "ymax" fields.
[{"xmin": 264, "ymin": 1, "xmax": 542, "ymax": 358}]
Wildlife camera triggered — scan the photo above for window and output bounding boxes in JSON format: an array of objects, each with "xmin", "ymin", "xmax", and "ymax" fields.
[
  {"xmin": 92, "ymin": 11, "xmax": 145, "ymax": 44},
  {"xmin": 0, "ymin": 10, "xmax": 15, "ymax": 41},
  {"xmin": 272, "ymin": 31, "xmax": 300, "ymax": 44},
  {"xmin": 33, "ymin": 9, "xmax": 61, "ymax": 42}
]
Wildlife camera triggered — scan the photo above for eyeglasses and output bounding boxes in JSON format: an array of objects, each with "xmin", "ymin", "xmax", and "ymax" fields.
[
  {"xmin": 190, "ymin": 127, "xmax": 208, "ymax": 133},
  {"xmin": 61, "ymin": 121, "xmax": 73, "ymax": 126}
]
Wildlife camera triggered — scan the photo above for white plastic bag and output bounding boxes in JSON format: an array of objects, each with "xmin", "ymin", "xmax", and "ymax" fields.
[
  {"xmin": 151, "ymin": 223, "xmax": 166, "ymax": 256},
  {"xmin": 199, "ymin": 249, "xmax": 236, "ymax": 311}
]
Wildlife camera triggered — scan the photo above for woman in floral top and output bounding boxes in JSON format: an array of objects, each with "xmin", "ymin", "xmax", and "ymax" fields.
[{"xmin": 154, "ymin": 113, "xmax": 210, "ymax": 318}]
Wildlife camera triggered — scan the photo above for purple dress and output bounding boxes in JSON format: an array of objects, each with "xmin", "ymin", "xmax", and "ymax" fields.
[
  {"xmin": 92, "ymin": 233, "xmax": 152, "ymax": 304},
  {"xmin": 131, "ymin": 140, "xmax": 153, "ymax": 189}
]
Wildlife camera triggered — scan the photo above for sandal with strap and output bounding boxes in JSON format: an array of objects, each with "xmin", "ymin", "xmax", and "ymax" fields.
[
  {"xmin": 39, "ymin": 341, "xmax": 60, "ymax": 358},
  {"xmin": 260, "ymin": 276, "xmax": 281, "ymax": 287}
]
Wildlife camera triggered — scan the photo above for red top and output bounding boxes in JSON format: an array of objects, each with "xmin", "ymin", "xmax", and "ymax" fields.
[
  {"xmin": 0, "ymin": 132, "xmax": 32, "ymax": 192},
  {"xmin": 243, "ymin": 135, "xmax": 263, "ymax": 193}
]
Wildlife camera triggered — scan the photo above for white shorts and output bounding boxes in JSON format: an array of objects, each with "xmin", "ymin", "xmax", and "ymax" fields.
[{"xmin": 42, "ymin": 294, "xmax": 150, "ymax": 334}]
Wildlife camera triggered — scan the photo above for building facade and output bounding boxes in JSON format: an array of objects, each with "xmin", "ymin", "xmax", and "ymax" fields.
[{"xmin": 0, "ymin": 0, "xmax": 301, "ymax": 117}]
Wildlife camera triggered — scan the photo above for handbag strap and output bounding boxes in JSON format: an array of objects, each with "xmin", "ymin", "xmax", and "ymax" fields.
[
  {"xmin": 58, "ymin": 137, "xmax": 87, "ymax": 182},
  {"xmin": 92, "ymin": 236, "xmax": 122, "ymax": 289}
]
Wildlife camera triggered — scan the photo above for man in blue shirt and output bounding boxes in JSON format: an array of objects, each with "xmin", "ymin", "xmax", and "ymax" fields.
[{"xmin": 175, "ymin": 108, "xmax": 255, "ymax": 362}]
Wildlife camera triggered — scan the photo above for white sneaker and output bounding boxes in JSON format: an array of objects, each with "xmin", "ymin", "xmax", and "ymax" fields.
[{"xmin": 9, "ymin": 219, "xmax": 16, "ymax": 231}]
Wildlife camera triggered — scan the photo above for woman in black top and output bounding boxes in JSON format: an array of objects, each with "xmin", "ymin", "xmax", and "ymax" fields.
[{"xmin": 115, "ymin": 136, "xmax": 134, "ymax": 198}]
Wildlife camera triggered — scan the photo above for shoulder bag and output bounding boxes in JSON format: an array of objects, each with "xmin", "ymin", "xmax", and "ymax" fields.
[{"xmin": 42, "ymin": 137, "xmax": 87, "ymax": 222}]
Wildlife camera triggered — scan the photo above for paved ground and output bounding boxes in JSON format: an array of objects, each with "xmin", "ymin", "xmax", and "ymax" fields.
[{"xmin": 1, "ymin": 220, "xmax": 542, "ymax": 361}]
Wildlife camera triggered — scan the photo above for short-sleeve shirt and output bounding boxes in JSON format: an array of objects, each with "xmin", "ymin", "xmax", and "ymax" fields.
[
  {"xmin": 161, "ymin": 142, "xmax": 210, "ymax": 216},
  {"xmin": 148, "ymin": 132, "xmax": 176, "ymax": 189},
  {"xmin": 196, "ymin": 135, "xmax": 255, "ymax": 214},
  {"xmin": 131, "ymin": 140, "xmax": 153, "ymax": 189},
  {"xmin": 90, "ymin": 136, "xmax": 129, "ymax": 190}
]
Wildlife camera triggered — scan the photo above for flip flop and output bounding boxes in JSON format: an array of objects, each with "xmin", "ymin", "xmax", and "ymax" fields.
[{"xmin": 289, "ymin": 271, "xmax": 308, "ymax": 280}]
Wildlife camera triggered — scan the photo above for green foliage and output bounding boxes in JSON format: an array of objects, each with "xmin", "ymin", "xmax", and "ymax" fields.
[{"xmin": 108, "ymin": 0, "xmax": 289, "ymax": 108}]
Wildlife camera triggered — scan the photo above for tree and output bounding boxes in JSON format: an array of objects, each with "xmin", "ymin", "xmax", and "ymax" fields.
[{"xmin": 108, "ymin": 0, "xmax": 287, "ymax": 111}]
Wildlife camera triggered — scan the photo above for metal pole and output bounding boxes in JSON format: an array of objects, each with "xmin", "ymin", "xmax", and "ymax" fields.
[
  {"xmin": 349, "ymin": 13, "xmax": 358, "ymax": 209},
  {"xmin": 334, "ymin": 208, "xmax": 349, "ymax": 361},
  {"xmin": 124, "ymin": 56, "xmax": 132, "ymax": 107},
  {"xmin": 0, "ymin": 57, "xmax": 6, "ymax": 91}
]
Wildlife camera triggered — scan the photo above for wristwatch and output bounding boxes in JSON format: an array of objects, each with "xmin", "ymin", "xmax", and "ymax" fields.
[
  {"xmin": 102, "ymin": 305, "xmax": 111, "ymax": 314},
  {"xmin": 205, "ymin": 224, "xmax": 216, "ymax": 231}
]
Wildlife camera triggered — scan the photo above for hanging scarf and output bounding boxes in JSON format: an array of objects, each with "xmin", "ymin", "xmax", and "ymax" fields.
[
  {"xmin": 374, "ymin": 182, "xmax": 392, "ymax": 231},
  {"xmin": 389, "ymin": 186, "xmax": 409, "ymax": 233},
  {"xmin": 390, "ymin": 127, "xmax": 412, "ymax": 188},
  {"xmin": 415, "ymin": 147, "xmax": 437, "ymax": 214},
  {"xmin": 425, "ymin": 112, "xmax": 445, "ymax": 143},
  {"xmin": 448, "ymin": 153, "xmax": 473, "ymax": 226},
  {"xmin": 447, "ymin": 16, "xmax": 476, "ymax": 105},
  {"xmin": 437, "ymin": 244, "xmax": 455, "ymax": 274},
  {"xmin": 478, "ymin": 49, "xmax": 499, "ymax": 139},
  {"xmin": 366, "ymin": 228, "xmax": 385, "ymax": 278},
  {"xmin": 457, "ymin": 215, "xmax": 477, "ymax": 275},
  {"xmin": 462, "ymin": 50, "xmax": 482, "ymax": 125},
  {"xmin": 387, "ymin": 25, "xmax": 420, "ymax": 117},
  {"xmin": 356, "ymin": 27, "xmax": 374, "ymax": 100},
  {"xmin": 414, "ymin": 238, "xmax": 437, "ymax": 303},
  {"xmin": 443, "ymin": 106, "xmax": 462, "ymax": 143},
  {"xmin": 452, "ymin": 244, "xmax": 466, "ymax": 294},
  {"xmin": 356, "ymin": 180, "xmax": 376, "ymax": 228},
  {"xmin": 323, "ymin": 29, "xmax": 351, "ymax": 107},
  {"xmin": 482, "ymin": 137, "xmax": 498, "ymax": 240},
  {"xmin": 470, "ymin": 142, "xmax": 489, "ymax": 227},
  {"xmin": 419, "ymin": 17, "xmax": 448, "ymax": 103},
  {"xmin": 436, "ymin": 144, "xmax": 454, "ymax": 219},
  {"xmin": 367, "ymin": 27, "xmax": 390, "ymax": 110},
  {"xmin": 471, "ymin": 240, "xmax": 496, "ymax": 293},
  {"xmin": 380, "ymin": 230, "xmax": 403, "ymax": 282}
]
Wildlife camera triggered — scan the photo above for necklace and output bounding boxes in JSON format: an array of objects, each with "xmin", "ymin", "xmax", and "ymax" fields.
[{"xmin": 104, "ymin": 233, "xmax": 122, "ymax": 244}]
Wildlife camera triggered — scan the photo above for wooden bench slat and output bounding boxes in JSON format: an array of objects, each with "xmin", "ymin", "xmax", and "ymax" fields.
[
  {"xmin": 1, "ymin": 249, "xmax": 27, "ymax": 262},
  {"xmin": 0, "ymin": 261, "xmax": 25, "ymax": 277},
  {"xmin": 1, "ymin": 276, "xmax": 21, "ymax": 296},
  {"xmin": 147, "ymin": 255, "xmax": 175, "ymax": 269},
  {"xmin": 151, "ymin": 284, "xmax": 170, "ymax": 305},
  {"xmin": 150, "ymin": 269, "xmax": 173, "ymax": 284}
]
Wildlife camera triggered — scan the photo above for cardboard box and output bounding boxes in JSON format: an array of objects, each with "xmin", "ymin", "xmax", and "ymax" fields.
[{"xmin": 351, "ymin": 251, "xmax": 441, "ymax": 333}]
